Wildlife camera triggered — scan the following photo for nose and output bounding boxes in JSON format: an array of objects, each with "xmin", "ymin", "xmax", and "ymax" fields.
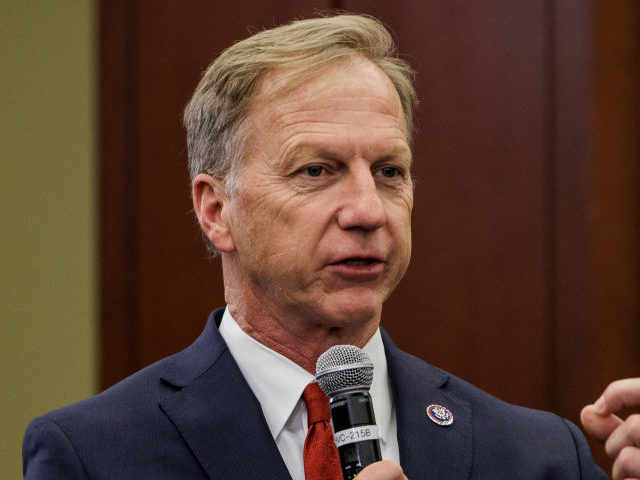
[{"xmin": 336, "ymin": 167, "xmax": 386, "ymax": 231}]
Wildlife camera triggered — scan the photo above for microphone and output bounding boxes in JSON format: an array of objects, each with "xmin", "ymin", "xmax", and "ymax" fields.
[{"xmin": 315, "ymin": 345, "xmax": 382, "ymax": 480}]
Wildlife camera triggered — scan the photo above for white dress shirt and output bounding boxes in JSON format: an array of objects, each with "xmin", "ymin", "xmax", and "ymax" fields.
[{"xmin": 219, "ymin": 307, "xmax": 400, "ymax": 480}]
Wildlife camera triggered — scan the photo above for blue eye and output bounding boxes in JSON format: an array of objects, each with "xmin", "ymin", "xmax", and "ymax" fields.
[
  {"xmin": 306, "ymin": 165, "xmax": 324, "ymax": 177},
  {"xmin": 380, "ymin": 167, "xmax": 398, "ymax": 178}
]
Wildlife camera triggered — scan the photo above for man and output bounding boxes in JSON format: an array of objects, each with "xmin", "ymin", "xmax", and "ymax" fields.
[{"xmin": 22, "ymin": 13, "xmax": 635, "ymax": 479}]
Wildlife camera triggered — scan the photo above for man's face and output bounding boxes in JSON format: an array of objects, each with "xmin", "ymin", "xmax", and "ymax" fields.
[{"xmin": 224, "ymin": 57, "xmax": 413, "ymax": 330}]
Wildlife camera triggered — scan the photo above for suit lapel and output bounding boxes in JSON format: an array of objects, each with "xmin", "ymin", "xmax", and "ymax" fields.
[
  {"xmin": 383, "ymin": 331, "xmax": 473, "ymax": 480},
  {"xmin": 156, "ymin": 313, "xmax": 473, "ymax": 479},
  {"xmin": 158, "ymin": 311, "xmax": 291, "ymax": 479}
]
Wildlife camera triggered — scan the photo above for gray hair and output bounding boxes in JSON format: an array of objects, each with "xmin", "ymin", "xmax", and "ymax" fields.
[{"xmin": 184, "ymin": 13, "xmax": 418, "ymax": 252}]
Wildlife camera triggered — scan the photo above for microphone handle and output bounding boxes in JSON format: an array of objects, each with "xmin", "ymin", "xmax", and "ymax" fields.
[{"xmin": 329, "ymin": 391, "xmax": 382, "ymax": 480}]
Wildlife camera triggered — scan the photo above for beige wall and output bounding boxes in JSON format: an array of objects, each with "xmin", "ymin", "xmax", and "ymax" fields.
[{"xmin": 0, "ymin": 1, "xmax": 96, "ymax": 477}]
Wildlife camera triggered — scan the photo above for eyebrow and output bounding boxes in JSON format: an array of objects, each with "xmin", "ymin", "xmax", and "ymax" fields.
[{"xmin": 281, "ymin": 141, "xmax": 412, "ymax": 169}]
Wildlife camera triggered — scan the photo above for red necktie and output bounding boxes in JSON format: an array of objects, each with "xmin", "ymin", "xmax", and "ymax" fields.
[{"xmin": 302, "ymin": 382, "xmax": 343, "ymax": 480}]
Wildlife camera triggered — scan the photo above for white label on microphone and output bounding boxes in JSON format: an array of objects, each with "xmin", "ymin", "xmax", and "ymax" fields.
[{"xmin": 333, "ymin": 425, "xmax": 380, "ymax": 448}]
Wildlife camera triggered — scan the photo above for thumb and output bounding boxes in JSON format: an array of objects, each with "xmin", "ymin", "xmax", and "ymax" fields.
[
  {"xmin": 580, "ymin": 404, "xmax": 623, "ymax": 443},
  {"xmin": 356, "ymin": 460, "xmax": 407, "ymax": 480}
]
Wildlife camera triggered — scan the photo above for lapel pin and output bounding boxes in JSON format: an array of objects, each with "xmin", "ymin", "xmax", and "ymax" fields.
[{"xmin": 426, "ymin": 404, "xmax": 454, "ymax": 426}]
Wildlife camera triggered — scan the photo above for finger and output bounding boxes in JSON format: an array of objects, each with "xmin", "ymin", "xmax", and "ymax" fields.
[
  {"xmin": 611, "ymin": 445, "xmax": 640, "ymax": 480},
  {"xmin": 595, "ymin": 379, "xmax": 640, "ymax": 416},
  {"xmin": 581, "ymin": 404, "xmax": 624, "ymax": 442},
  {"xmin": 606, "ymin": 414, "xmax": 640, "ymax": 459},
  {"xmin": 356, "ymin": 460, "xmax": 407, "ymax": 480}
]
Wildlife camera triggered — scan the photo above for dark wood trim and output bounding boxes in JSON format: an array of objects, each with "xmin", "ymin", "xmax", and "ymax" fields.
[
  {"xmin": 591, "ymin": 0, "xmax": 640, "ymax": 381},
  {"xmin": 543, "ymin": 0, "xmax": 559, "ymax": 413},
  {"xmin": 99, "ymin": 0, "xmax": 139, "ymax": 388},
  {"xmin": 550, "ymin": 0, "xmax": 594, "ymax": 418}
]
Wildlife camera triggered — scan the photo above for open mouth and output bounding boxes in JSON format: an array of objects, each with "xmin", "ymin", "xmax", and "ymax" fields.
[{"xmin": 340, "ymin": 258, "xmax": 379, "ymax": 266}]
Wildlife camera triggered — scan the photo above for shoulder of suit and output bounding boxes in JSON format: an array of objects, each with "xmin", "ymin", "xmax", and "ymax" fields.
[{"xmin": 389, "ymin": 343, "xmax": 571, "ymax": 429}]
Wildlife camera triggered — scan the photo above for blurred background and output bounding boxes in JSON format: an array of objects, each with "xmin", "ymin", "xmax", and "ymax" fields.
[{"xmin": 2, "ymin": 1, "xmax": 638, "ymax": 477}]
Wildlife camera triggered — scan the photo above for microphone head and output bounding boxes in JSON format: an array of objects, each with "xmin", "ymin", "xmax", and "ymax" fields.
[{"xmin": 315, "ymin": 345, "xmax": 374, "ymax": 397}]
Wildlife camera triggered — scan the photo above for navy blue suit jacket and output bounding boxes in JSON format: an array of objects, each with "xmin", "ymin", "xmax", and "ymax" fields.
[{"xmin": 23, "ymin": 309, "xmax": 607, "ymax": 479}]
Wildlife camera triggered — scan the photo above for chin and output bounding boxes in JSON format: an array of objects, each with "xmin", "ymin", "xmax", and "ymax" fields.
[{"xmin": 319, "ymin": 298, "xmax": 382, "ymax": 330}]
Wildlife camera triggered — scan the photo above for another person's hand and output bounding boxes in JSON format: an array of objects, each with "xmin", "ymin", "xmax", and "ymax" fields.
[
  {"xmin": 355, "ymin": 460, "xmax": 408, "ymax": 480},
  {"xmin": 581, "ymin": 378, "xmax": 640, "ymax": 480}
]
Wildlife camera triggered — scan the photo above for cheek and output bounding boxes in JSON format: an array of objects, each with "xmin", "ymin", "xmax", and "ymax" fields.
[
  {"xmin": 229, "ymin": 199, "xmax": 272, "ymax": 256},
  {"xmin": 390, "ymin": 208, "xmax": 413, "ymax": 265},
  {"xmin": 235, "ymin": 197, "xmax": 313, "ymax": 258},
  {"xmin": 389, "ymin": 200, "xmax": 412, "ymax": 236}
]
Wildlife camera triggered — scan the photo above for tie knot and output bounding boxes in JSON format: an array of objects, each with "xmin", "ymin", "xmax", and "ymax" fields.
[{"xmin": 302, "ymin": 382, "xmax": 331, "ymax": 424}]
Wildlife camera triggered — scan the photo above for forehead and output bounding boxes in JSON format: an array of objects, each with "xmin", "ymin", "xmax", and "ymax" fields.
[{"xmin": 250, "ymin": 57, "xmax": 406, "ymax": 133}]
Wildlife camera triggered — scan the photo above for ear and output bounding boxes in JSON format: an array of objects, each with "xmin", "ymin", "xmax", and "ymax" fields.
[{"xmin": 192, "ymin": 173, "xmax": 236, "ymax": 253}]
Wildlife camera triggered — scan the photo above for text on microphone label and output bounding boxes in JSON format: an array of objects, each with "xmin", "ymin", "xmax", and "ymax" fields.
[{"xmin": 333, "ymin": 425, "xmax": 379, "ymax": 448}]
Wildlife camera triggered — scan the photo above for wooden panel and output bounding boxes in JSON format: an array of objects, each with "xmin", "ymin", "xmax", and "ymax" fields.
[
  {"xmin": 344, "ymin": 0, "xmax": 552, "ymax": 409},
  {"xmin": 552, "ymin": 0, "xmax": 640, "ymax": 470},
  {"xmin": 591, "ymin": 0, "xmax": 640, "ymax": 384},
  {"xmin": 551, "ymin": 0, "xmax": 595, "ymax": 419},
  {"xmin": 588, "ymin": 2, "xmax": 640, "ymax": 468}
]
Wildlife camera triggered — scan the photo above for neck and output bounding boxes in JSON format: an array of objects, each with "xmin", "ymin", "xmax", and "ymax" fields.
[
  {"xmin": 227, "ymin": 304, "xmax": 379, "ymax": 373},
  {"xmin": 222, "ymin": 257, "xmax": 380, "ymax": 373}
]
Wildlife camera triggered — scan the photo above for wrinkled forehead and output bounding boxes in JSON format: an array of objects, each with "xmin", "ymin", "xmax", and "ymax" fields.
[{"xmin": 248, "ymin": 56, "xmax": 407, "ymax": 134}]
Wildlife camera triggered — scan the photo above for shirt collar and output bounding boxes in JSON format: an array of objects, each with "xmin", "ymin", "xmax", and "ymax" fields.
[
  {"xmin": 219, "ymin": 307, "xmax": 393, "ymax": 441},
  {"xmin": 219, "ymin": 308, "xmax": 314, "ymax": 440},
  {"xmin": 363, "ymin": 326, "xmax": 394, "ymax": 445}
]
